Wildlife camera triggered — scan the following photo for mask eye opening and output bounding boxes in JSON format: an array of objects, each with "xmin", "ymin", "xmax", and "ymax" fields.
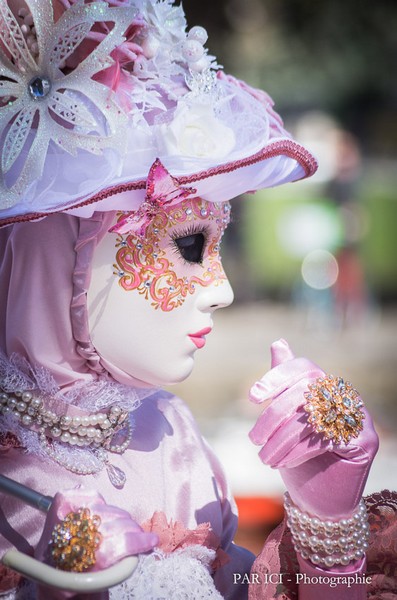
[{"xmin": 171, "ymin": 226, "xmax": 208, "ymax": 265}]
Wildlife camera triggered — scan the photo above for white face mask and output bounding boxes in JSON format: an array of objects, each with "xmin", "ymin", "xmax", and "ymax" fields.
[{"xmin": 87, "ymin": 198, "xmax": 234, "ymax": 387}]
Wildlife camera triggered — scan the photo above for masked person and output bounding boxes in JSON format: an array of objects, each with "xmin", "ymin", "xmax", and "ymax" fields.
[{"xmin": 0, "ymin": 1, "xmax": 388, "ymax": 599}]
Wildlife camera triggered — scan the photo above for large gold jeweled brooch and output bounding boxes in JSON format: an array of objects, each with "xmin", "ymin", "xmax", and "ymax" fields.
[
  {"xmin": 50, "ymin": 508, "xmax": 102, "ymax": 572},
  {"xmin": 304, "ymin": 375, "xmax": 365, "ymax": 445}
]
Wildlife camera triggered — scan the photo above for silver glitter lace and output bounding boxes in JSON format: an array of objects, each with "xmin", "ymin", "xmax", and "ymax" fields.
[{"xmin": 0, "ymin": 0, "xmax": 132, "ymax": 208}]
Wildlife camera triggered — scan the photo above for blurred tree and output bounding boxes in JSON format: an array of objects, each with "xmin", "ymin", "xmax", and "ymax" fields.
[{"xmin": 184, "ymin": 0, "xmax": 397, "ymax": 155}]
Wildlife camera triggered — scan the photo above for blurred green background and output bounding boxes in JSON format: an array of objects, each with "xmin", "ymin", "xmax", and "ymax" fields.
[{"xmin": 239, "ymin": 169, "xmax": 397, "ymax": 301}]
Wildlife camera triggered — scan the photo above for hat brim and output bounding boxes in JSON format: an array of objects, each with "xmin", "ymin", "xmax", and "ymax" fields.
[{"xmin": 0, "ymin": 138, "xmax": 316, "ymax": 227}]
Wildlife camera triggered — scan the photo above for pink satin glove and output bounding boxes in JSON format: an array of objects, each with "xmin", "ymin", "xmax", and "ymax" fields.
[
  {"xmin": 249, "ymin": 339, "xmax": 379, "ymax": 520},
  {"xmin": 35, "ymin": 487, "xmax": 158, "ymax": 599}
]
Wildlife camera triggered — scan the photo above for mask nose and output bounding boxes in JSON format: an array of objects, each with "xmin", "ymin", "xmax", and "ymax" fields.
[{"xmin": 195, "ymin": 277, "xmax": 234, "ymax": 312}]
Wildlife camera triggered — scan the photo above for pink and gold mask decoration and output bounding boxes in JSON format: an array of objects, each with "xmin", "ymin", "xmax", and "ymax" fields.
[{"xmin": 111, "ymin": 160, "xmax": 231, "ymax": 312}]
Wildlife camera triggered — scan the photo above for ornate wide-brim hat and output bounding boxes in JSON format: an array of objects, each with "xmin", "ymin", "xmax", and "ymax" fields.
[{"xmin": 0, "ymin": 0, "xmax": 317, "ymax": 228}]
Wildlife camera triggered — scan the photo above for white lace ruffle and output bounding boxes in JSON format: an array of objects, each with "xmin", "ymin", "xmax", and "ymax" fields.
[{"xmin": 110, "ymin": 546, "xmax": 224, "ymax": 600}]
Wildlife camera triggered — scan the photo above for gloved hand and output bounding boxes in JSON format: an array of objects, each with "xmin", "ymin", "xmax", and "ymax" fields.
[
  {"xmin": 35, "ymin": 487, "xmax": 158, "ymax": 599},
  {"xmin": 249, "ymin": 339, "xmax": 379, "ymax": 520}
]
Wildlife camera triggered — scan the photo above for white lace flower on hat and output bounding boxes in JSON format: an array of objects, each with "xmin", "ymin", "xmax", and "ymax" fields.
[{"xmin": 0, "ymin": 0, "xmax": 133, "ymax": 209}]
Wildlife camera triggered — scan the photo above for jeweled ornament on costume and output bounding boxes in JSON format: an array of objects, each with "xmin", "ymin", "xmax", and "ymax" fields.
[
  {"xmin": 304, "ymin": 375, "xmax": 365, "ymax": 444},
  {"xmin": 50, "ymin": 507, "xmax": 102, "ymax": 572}
]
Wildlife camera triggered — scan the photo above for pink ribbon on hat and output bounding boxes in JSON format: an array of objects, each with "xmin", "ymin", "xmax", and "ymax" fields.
[{"xmin": 110, "ymin": 159, "xmax": 198, "ymax": 237}]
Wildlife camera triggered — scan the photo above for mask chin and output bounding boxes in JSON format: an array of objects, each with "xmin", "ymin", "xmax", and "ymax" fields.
[{"xmin": 87, "ymin": 230, "xmax": 201, "ymax": 388}]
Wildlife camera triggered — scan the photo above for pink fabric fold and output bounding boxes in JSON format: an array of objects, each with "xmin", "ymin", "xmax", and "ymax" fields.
[
  {"xmin": 0, "ymin": 212, "xmax": 155, "ymax": 391},
  {"xmin": 0, "ymin": 215, "xmax": 91, "ymax": 389}
]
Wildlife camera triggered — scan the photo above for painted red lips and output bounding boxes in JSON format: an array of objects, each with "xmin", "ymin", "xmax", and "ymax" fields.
[{"xmin": 188, "ymin": 327, "xmax": 212, "ymax": 349}]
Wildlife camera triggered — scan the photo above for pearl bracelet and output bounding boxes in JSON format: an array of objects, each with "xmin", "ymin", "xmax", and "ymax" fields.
[{"xmin": 284, "ymin": 493, "xmax": 370, "ymax": 568}]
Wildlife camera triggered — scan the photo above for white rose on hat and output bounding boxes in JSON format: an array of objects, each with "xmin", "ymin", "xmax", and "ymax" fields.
[{"xmin": 159, "ymin": 102, "xmax": 236, "ymax": 159}]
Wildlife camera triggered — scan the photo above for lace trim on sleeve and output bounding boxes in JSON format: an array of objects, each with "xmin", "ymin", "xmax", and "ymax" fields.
[
  {"xmin": 0, "ymin": 565, "xmax": 22, "ymax": 596},
  {"xmin": 365, "ymin": 490, "xmax": 397, "ymax": 598}
]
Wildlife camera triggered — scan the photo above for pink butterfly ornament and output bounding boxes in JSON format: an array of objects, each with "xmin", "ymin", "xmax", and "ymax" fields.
[{"xmin": 110, "ymin": 159, "xmax": 198, "ymax": 236}]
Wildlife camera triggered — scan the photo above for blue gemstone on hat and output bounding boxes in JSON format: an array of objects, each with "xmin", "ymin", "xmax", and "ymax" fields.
[{"xmin": 28, "ymin": 76, "xmax": 51, "ymax": 100}]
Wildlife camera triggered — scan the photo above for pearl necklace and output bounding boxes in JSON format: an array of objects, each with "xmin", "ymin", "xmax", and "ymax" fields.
[
  {"xmin": 0, "ymin": 388, "xmax": 128, "ymax": 448},
  {"xmin": 0, "ymin": 387, "xmax": 132, "ymax": 488}
]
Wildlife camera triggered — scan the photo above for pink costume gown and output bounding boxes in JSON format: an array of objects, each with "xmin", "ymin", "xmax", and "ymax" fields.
[{"xmin": 0, "ymin": 212, "xmax": 253, "ymax": 599}]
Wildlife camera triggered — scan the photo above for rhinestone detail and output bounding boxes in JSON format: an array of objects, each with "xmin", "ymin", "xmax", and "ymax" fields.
[{"xmin": 28, "ymin": 76, "xmax": 51, "ymax": 100}]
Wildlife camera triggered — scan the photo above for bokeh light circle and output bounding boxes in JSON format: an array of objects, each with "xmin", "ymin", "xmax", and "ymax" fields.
[{"xmin": 301, "ymin": 249, "xmax": 339, "ymax": 290}]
